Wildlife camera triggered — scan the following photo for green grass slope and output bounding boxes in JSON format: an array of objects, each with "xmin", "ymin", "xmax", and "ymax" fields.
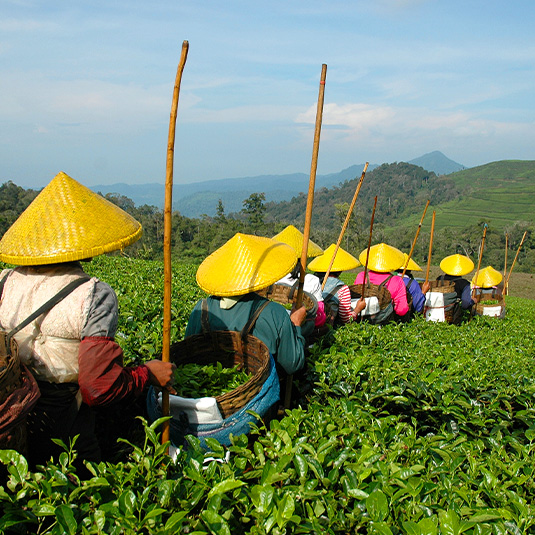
[{"xmin": 431, "ymin": 160, "xmax": 535, "ymax": 229}]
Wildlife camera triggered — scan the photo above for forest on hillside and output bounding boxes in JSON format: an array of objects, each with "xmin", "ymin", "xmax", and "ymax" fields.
[{"xmin": 1, "ymin": 161, "xmax": 534, "ymax": 272}]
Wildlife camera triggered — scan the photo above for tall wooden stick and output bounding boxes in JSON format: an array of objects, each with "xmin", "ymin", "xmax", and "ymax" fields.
[
  {"xmin": 503, "ymin": 234, "xmax": 509, "ymax": 295},
  {"xmin": 506, "ymin": 230, "xmax": 528, "ymax": 287},
  {"xmin": 285, "ymin": 63, "xmax": 326, "ymax": 411},
  {"xmin": 321, "ymin": 163, "xmax": 369, "ymax": 291},
  {"xmin": 162, "ymin": 40, "xmax": 189, "ymax": 446},
  {"xmin": 472, "ymin": 223, "xmax": 488, "ymax": 297},
  {"xmin": 295, "ymin": 64, "xmax": 327, "ymax": 308},
  {"xmin": 401, "ymin": 200, "xmax": 430, "ymax": 278},
  {"xmin": 425, "ymin": 211, "xmax": 436, "ymax": 284},
  {"xmin": 360, "ymin": 196, "xmax": 378, "ymax": 297}
]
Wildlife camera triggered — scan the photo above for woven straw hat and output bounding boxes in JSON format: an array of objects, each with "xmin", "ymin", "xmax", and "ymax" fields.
[
  {"xmin": 439, "ymin": 254, "xmax": 474, "ymax": 276},
  {"xmin": 402, "ymin": 253, "xmax": 422, "ymax": 272},
  {"xmin": 472, "ymin": 266, "xmax": 503, "ymax": 288},
  {"xmin": 0, "ymin": 172, "xmax": 142, "ymax": 266},
  {"xmin": 196, "ymin": 233, "xmax": 298, "ymax": 296},
  {"xmin": 307, "ymin": 244, "xmax": 361, "ymax": 273},
  {"xmin": 358, "ymin": 243, "xmax": 405, "ymax": 273},
  {"xmin": 272, "ymin": 225, "xmax": 323, "ymax": 258}
]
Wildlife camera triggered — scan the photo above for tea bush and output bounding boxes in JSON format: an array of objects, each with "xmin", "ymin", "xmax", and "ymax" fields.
[{"xmin": 1, "ymin": 257, "xmax": 535, "ymax": 534}]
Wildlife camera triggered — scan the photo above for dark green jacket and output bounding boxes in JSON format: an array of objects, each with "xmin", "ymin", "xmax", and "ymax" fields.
[{"xmin": 185, "ymin": 293, "xmax": 305, "ymax": 375}]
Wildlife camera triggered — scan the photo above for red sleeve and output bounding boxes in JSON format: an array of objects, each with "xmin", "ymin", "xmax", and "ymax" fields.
[{"xmin": 78, "ymin": 337, "xmax": 150, "ymax": 407}]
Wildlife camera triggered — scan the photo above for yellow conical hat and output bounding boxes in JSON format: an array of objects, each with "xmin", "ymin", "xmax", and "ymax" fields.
[
  {"xmin": 472, "ymin": 266, "xmax": 503, "ymax": 288},
  {"xmin": 272, "ymin": 225, "xmax": 323, "ymax": 258},
  {"xmin": 0, "ymin": 172, "xmax": 142, "ymax": 266},
  {"xmin": 439, "ymin": 254, "xmax": 474, "ymax": 276},
  {"xmin": 196, "ymin": 233, "xmax": 298, "ymax": 296},
  {"xmin": 307, "ymin": 244, "xmax": 360, "ymax": 272},
  {"xmin": 358, "ymin": 243, "xmax": 405, "ymax": 273},
  {"xmin": 402, "ymin": 253, "xmax": 422, "ymax": 271}
]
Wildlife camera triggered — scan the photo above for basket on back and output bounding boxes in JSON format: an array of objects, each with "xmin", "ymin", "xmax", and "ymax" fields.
[
  {"xmin": 349, "ymin": 279, "xmax": 394, "ymax": 325},
  {"xmin": 424, "ymin": 280, "xmax": 460, "ymax": 324},
  {"xmin": 0, "ymin": 333, "xmax": 34, "ymax": 456},
  {"xmin": 262, "ymin": 283, "xmax": 317, "ymax": 316},
  {"xmin": 169, "ymin": 330, "xmax": 271, "ymax": 419},
  {"xmin": 474, "ymin": 288, "xmax": 506, "ymax": 319}
]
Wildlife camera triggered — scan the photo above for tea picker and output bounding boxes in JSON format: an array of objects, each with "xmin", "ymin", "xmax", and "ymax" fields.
[
  {"xmin": 0, "ymin": 173, "xmax": 175, "ymax": 467},
  {"xmin": 147, "ymin": 233, "xmax": 307, "ymax": 448}
]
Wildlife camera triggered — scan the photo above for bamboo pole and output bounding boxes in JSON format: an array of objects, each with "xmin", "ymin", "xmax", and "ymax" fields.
[
  {"xmin": 472, "ymin": 224, "xmax": 488, "ymax": 294},
  {"xmin": 284, "ymin": 63, "xmax": 327, "ymax": 411},
  {"xmin": 424, "ymin": 211, "xmax": 436, "ymax": 284},
  {"xmin": 503, "ymin": 234, "xmax": 509, "ymax": 296},
  {"xmin": 506, "ymin": 230, "xmax": 528, "ymax": 287},
  {"xmin": 401, "ymin": 200, "xmax": 430, "ymax": 278},
  {"xmin": 321, "ymin": 162, "xmax": 369, "ymax": 291},
  {"xmin": 162, "ymin": 40, "xmax": 189, "ymax": 446},
  {"xmin": 360, "ymin": 196, "xmax": 378, "ymax": 297},
  {"xmin": 470, "ymin": 223, "xmax": 488, "ymax": 312}
]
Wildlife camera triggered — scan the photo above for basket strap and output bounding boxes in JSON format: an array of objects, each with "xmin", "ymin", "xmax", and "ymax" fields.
[
  {"xmin": 200, "ymin": 299, "xmax": 210, "ymax": 333},
  {"xmin": 241, "ymin": 300, "xmax": 270, "ymax": 339},
  {"xmin": 378, "ymin": 274, "xmax": 394, "ymax": 290},
  {"xmin": 0, "ymin": 271, "xmax": 11, "ymax": 300},
  {"xmin": 6, "ymin": 276, "xmax": 91, "ymax": 353}
]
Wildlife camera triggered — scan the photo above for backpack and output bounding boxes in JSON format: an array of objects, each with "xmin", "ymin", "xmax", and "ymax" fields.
[{"xmin": 349, "ymin": 273, "xmax": 394, "ymax": 326}]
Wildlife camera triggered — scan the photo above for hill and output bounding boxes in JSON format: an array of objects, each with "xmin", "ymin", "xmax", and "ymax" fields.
[
  {"xmin": 90, "ymin": 163, "xmax": 378, "ymax": 217},
  {"xmin": 408, "ymin": 150, "xmax": 465, "ymax": 175},
  {"xmin": 431, "ymin": 160, "xmax": 535, "ymax": 229}
]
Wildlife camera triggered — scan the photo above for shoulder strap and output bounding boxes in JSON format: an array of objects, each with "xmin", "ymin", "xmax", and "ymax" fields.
[
  {"xmin": 0, "ymin": 271, "xmax": 11, "ymax": 299},
  {"xmin": 7, "ymin": 276, "xmax": 90, "ymax": 347},
  {"xmin": 241, "ymin": 300, "xmax": 270, "ymax": 339},
  {"xmin": 378, "ymin": 273, "xmax": 394, "ymax": 289},
  {"xmin": 200, "ymin": 298, "xmax": 210, "ymax": 333}
]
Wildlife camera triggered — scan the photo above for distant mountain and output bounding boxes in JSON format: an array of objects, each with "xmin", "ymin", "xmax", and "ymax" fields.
[
  {"xmin": 87, "ymin": 152, "xmax": 466, "ymax": 218},
  {"xmin": 90, "ymin": 163, "xmax": 378, "ymax": 217},
  {"xmin": 408, "ymin": 151, "xmax": 466, "ymax": 175}
]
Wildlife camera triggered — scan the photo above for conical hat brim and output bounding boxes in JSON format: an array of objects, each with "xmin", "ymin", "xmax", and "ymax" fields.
[
  {"xmin": 0, "ymin": 172, "xmax": 142, "ymax": 265},
  {"xmin": 403, "ymin": 253, "xmax": 422, "ymax": 271},
  {"xmin": 440, "ymin": 254, "xmax": 474, "ymax": 276},
  {"xmin": 196, "ymin": 233, "xmax": 298, "ymax": 296},
  {"xmin": 359, "ymin": 243, "xmax": 405, "ymax": 273},
  {"xmin": 272, "ymin": 225, "xmax": 323, "ymax": 258},
  {"xmin": 307, "ymin": 244, "xmax": 360, "ymax": 272},
  {"xmin": 472, "ymin": 266, "xmax": 503, "ymax": 287}
]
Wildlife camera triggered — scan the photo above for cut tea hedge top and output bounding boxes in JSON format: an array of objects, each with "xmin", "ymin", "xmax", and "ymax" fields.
[
  {"xmin": 472, "ymin": 265, "xmax": 503, "ymax": 288},
  {"xmin": 439, "ymin": 254, "xmax": 474, "ymax": 276},
  {"xmin": 196, "ymin": 233, "xmax": 298, "ymax": 297},
  {"xmin": 272, "ymin": 225, "xmax": 323, "ymax": 258},
  {"xmin": 307, "ymin": 244, "xmax": 360, "ymax": 273},
  {"xmin": 358, "ymin": 243, "xmax": 405, "ymax": 273},
  {"xmin": 0, "ymin": 172, "xmax": 142, "ymax": 266}
]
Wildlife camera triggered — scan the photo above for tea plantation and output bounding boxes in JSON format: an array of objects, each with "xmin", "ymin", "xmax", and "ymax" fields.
[{"xmin": 1, "ymin": 257, "xmax": 535, "ymax": 534}]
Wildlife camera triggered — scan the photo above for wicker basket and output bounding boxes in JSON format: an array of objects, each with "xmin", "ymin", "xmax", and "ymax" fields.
[
  {"xmin": 425, "ymin": 280, "xmax": 458, "ymax": 323},
  {"xmin": 262, "ymin": 283, "xmax": 318, "ymax": 316},
  {"xmin": 0, "ymin": 332, "xmax": 21, "ymax": 405},
  {"xmin": 348, "ymin": 283, "xmax": 392, "ymax": 311},
  {"xmin": 474, "ymin": 289, "xmax": 506, "ymax": 318},
  {"xmin": 169, "ymin": 331, "xmax": 271, "ymax": 419},
  {"xmin": 0, "ymin": 333, "xmax": 31, "ymax": 456}
]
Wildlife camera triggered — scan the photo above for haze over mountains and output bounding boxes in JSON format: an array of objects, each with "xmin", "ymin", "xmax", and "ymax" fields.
[{"xmin": 91, "ymin": 151, "xmax": 465, "ymax": 218}]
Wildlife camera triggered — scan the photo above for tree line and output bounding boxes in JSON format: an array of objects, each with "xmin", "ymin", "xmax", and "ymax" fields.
[{"xmin": 1, "ymin": 175, "xmax": 534, "ymax": 272}]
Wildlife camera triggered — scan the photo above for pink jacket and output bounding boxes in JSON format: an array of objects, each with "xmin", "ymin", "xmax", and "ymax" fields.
[{"xmin": 354, "ymin": 271, "xmax": 409, "ymax": 317}]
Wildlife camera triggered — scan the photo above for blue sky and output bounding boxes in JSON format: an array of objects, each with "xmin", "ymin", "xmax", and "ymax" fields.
[{"xmin": 1, "ymin": 0, "xmax": 534, "ymax": 189}]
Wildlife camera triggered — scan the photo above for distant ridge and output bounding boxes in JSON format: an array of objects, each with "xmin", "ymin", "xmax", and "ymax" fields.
[
  {"xmin": 408, "ymin": 151, "xmax": 466, "ymax": 175},
  {"xmin": 88, "ymin": 151, "xmax": 465, "ymax": 217}
]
